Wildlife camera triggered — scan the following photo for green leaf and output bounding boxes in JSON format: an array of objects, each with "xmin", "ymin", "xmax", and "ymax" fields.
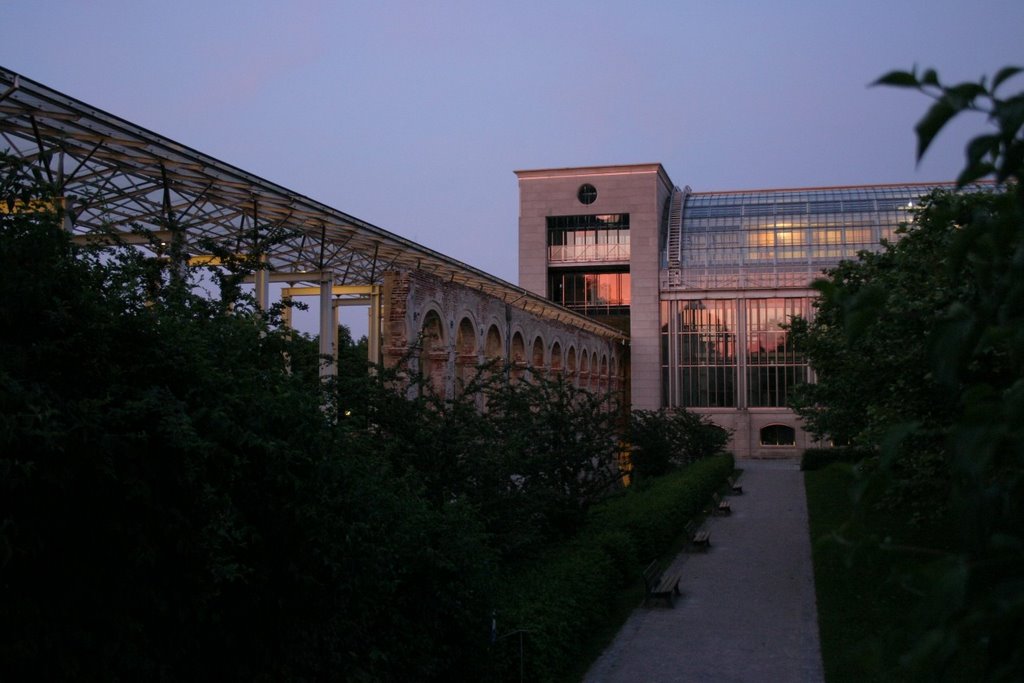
[
  {"xmin": 914, "ymin": 97, "xmax": 959, "ymax": 162},
  {"xmin": 993, "ymin": 95, "xmax": 1024, "ymax": 142},
  {"xmin": 873, "ymin": 70, "xmax": 919, "ymax": 88},
  {"xmin": 956, "ymin": 162, "xmax": 996, "ymax": 187},
  {"xmin": 921, "ymin": 69, "xmax": 940, "ymax": 87},
  {"xmin": 946, "ymin": 82, "xmax": 987, "ymax": 102},
  {"xmin": 964, "ymin": 133, "xmax": 1000, "ymax": 167},
  {"xmin": 997, "ymin": 139, "xmax": 1023, "ymax": 183},
  {"xmin": 992, "ymin": 65, "xmax": 1023, "ymax": 92}
]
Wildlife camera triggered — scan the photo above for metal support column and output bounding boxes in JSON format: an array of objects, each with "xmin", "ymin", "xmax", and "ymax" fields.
[
  {"xmin": 57, "ymin": 152, "xmax": 73, "ymax": 233},
  {"xmin": 319, "ymin": 274, "xmax": 337, "ymax": 380},
  {"xmin": 368, "ymin": 285, "xmax": 382, "ymax": 366},
  {"xmin": 254, "ymin": 253, "xmax": 269, "ymax": 311},
  {"xmin": 736, "ymin": 298, "xmax": 748, "ymax": 410}
]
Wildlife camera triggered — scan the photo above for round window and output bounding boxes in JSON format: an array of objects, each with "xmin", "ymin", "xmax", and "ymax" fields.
[{"xmin": 577, "ymin": 183, "xmax": 597, "ymax": 205}]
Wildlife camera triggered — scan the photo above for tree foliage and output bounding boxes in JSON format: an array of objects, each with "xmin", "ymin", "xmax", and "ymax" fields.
[
  {"xmin": 0, "ymin": 152, "xmax": 724, "ymax": 680},
  {"xmin": 794, "ymin": 66, "xmax": 1023, "ymax": 679},
  {"xmin": 628, "ymin": 408, "xmax": 730, "ymax": 479},
  {"xmin": 346, "ymin": 362, "xmax": 628, "ymax": 560},
  {"xmin": 0, "ymin": 154, "xmax": 500, "ymax": 681}
]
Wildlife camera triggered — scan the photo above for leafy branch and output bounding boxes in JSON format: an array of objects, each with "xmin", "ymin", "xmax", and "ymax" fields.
[{"xmin": 874, "ymin": 66, "xmax": 1024, "ymax": 185}]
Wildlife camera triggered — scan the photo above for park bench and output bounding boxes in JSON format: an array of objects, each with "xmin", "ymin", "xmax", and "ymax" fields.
[
  {"xmin": 642, "ymin": 560, "xmax": 681, "ymax": 607},
  {"xmin": 712, "ymin": 492, "xmax": 731, "ymax": 515},
  {"xmin": 729, "ymin": 472, "xmax": 743, "ymax": 494},
  {"xmin": 685, "ymin": 519, "xmax": 711, "ymax": 551}
]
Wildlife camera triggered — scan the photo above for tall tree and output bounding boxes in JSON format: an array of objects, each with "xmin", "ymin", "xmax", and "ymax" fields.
[{"xmin": 793, "ymin": 67, "xmax": 1023, "ymax": 679}]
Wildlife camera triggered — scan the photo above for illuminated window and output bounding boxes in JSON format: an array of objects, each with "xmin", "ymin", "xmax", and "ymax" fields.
[
  {"xmin": 775, "ymin": 230, "xmax": 804, "ymax": 246},
  {"xmin": 661, "ymin": 299, "xmax": 738, "ymax": 407},
  {"xmin": 748, "ymin": 230, "xmax": 775, "ymax": 247},
  {"xmin": 746, "ymin": 298, "xmax": 811, "ymax": 407},
  {"xmin": 547, "ymin": 214, "xmax": 630, "ymax": 263},
  {"xmin": 548, "ymin": 270, "xmax": 630, "ymax": 314},
  {"xmin": 846, "ymin": 228, "xmax": 872, "ymax": 243},
  {"xmin": 671, "ymin": 185, "xmax": 942, "ymax": 291}
]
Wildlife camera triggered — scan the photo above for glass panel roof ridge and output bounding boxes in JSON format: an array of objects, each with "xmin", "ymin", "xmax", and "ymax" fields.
[
  {"xmin": 0, "ymin": 65, "xmax": 627, "ymax": 342},
  {"xmin": 688, "ymin": 181, "xmax": 959, "ymax": 198},
  {"xmin": 662, "ymin": 182, "xmax": 994, "ymax": 291},
  {"xmin": 678, "ymin": 183, "xmax": 975, "ymax": 223}
]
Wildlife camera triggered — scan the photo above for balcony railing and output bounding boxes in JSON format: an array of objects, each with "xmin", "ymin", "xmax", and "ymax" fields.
[{"xmin": 548, "ymin": 243, "xmax": 630, "ymax": 263}]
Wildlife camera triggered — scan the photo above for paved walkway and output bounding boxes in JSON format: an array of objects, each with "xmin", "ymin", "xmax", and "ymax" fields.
[{"xmin": 583, "ymin": 459, "xmax": 825, "ymax": 683}]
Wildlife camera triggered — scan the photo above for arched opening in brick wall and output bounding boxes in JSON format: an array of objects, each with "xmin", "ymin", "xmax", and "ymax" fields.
[
  {"xmin": 485, "ymin": 324, "xmax": 503, "ymax": 362},
  {"xmin": 550, "ymin": 341, "xmax": 562, "ymax": 375},
  {"xmin": 482, "ymin": 324, "xmax": 504, "ymax": 399},
  {"xmin": 455, "ymin": 316, "xmax": 477, "ymax": 391},
  {"xmin": 419, "ymin": 310, "xmax": 447, "ymax": 397},
  {"xmin": 511, "ymin": 331, "xmax": 526, "ymax": 383},
  {"xmin": 566, "ymin": 346, "xmax": 577, "ymax": 379},
  {"xmin": 531, "ymin": 336, "xmax": 545, "ymax": 376},
  {"xmin": 580, "ymin": 349, "xmax": 591, "ymax": 388}
]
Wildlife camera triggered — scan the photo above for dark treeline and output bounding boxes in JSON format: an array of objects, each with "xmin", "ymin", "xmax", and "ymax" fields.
[{"xmin": 0, "ymin": 153, "xmax": 726, "ymax": 681}]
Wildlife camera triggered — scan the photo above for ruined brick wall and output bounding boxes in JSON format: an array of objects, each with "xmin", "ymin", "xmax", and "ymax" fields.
[{"xmin": 381, "ymin": 269, "xmax": 626, "ymax": 401}]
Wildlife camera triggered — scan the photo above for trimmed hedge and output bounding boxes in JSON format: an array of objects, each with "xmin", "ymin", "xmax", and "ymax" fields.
[
  {"xmin": 800, "ymin": 446, "xmax": 874, "ymax": 471},
  {"xmin": 490, "ymin": 453, "xmax": 734, "ymax": 681}
]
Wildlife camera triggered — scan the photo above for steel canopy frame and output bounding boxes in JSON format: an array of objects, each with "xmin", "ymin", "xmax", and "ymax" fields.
[{"xmin": 0, "ymin": 66, "xmax": 627, "ymax": 345}]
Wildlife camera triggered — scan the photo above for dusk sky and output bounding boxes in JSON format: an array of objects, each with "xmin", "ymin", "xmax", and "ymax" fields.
[{"xmin": 3, "ymin": 1, "xmax": 1023, "ymax": 334}]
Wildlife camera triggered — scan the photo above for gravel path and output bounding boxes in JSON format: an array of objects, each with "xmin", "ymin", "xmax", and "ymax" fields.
[{"xmin": 583, "ymin": 459, "xmax": 825, "ymax": 683}]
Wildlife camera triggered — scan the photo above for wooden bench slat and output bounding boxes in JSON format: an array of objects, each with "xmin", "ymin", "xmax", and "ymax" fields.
[
  {"xmin": 684, "ymin": 520, "xmax": 711, "ymax": 551},
  {"xmin": 712, "ymin": 492, "xmax": 732, "ymax": 515},
  {"xmin": 643, "ymin": 560, "xmax": 681, "ymax": 607}
]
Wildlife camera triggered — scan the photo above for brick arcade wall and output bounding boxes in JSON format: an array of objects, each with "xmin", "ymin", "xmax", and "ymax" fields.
[{"xmin": 381, "ymin": 269, "xmax": 627, "ymax": 401}]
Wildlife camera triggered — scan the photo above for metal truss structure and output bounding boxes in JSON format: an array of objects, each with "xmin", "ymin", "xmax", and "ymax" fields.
[{"xmin": 0, "ymin": 66, "xmax": 625, "ymax": 372}]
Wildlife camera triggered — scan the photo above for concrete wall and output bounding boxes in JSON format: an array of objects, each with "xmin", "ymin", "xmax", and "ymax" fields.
[{"xmin": 690, "ymin": 408, "xmax": 827, "ymax": 459}]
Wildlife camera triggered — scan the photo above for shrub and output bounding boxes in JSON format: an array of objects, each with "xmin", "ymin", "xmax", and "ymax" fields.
[
  {"xmin": 629, "ymin": 408, "xmax": 731, "ymax": 479},
  {"xmin": 490, "ymin": 453, "xmax": 734, "ymax": 681},
  {"xmin": 800, "ymin": 446, "xmax": 874, "ymax": 471}
]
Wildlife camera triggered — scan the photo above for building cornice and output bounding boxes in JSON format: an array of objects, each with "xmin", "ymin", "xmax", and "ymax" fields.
[{"xmin": 514, "ymin": 163, "xmax": 670, "ymax": 185}]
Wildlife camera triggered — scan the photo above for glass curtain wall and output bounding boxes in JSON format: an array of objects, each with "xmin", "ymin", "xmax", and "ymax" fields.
[
  {"xmin": 661, "ymin": 296, "xmax": 812, "ymax": 409},
  {"xmin": 746, "ymin": 297, "xmax": 812, "ymax": 407},
  {"xmin": 547, "ymin": 214, "xmax": 630, "ymax": 263},
  {"xmin": 661, "ymin": 299, "xmax": 737, "ymax": 407},
  {"xmin": 673, "ymin": 185, "xmax": 938, "ymax": 290},
  {"xmin": 660, "ymin": 184, "xmax": 955, "ymax": 412},
  {"xmin": 549, "ymin": 271, "xmax": 630, "ymax": 315},
  {"xmin": 547, "ymin": 213, "xmax": 631, "ymax": 316}
]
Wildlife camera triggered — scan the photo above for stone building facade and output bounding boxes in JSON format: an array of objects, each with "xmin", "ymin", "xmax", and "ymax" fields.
[{"xmin": 516, "ymin": 163, "xmax": 945, "ymax": 457}]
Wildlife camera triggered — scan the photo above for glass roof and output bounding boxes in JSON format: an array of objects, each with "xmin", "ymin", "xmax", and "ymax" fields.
[
  {"xmin": 663, "ymin": 184, "xmax": 957, "ymax": 291},
  {"xmin": 0, "ymin": 66, "xmax": 626, "ymax": 342}
]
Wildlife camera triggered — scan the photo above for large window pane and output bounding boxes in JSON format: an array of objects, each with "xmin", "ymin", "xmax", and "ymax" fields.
[
  {"xmin": 746, "ymin": 298, "xmax": 811, "ymax": 407},
  {"xmin": 548, "ymin": 270, "xmax": 630, "ymax": 314},
  {"xmin": 547, "ymin": 214, "xmax": 630, "ymax": 262},
  {"xmin": 662, "ymin": 299, "xmax": 738, "ymax": 407}
]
